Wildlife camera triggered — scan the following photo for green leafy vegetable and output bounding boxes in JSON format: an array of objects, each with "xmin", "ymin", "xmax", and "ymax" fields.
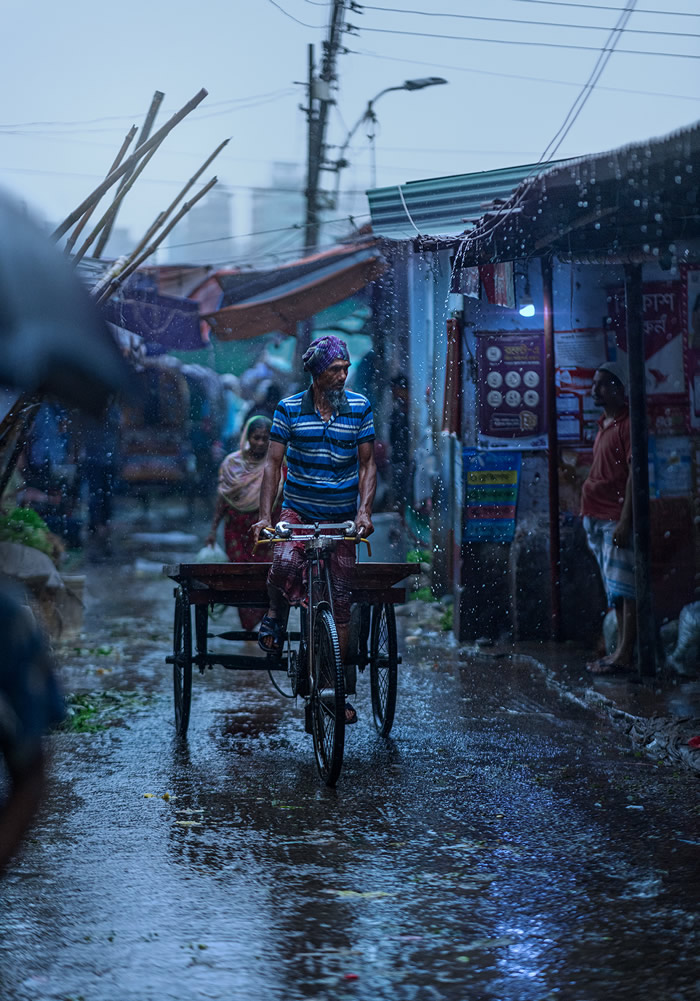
[{"xmin": 0, "ymin": 507, "xmax": 53, "ymax": 557}]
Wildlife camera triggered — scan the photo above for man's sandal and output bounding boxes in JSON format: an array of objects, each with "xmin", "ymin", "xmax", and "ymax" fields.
[
  {"xmin": 586, "ymin": 656, "xmax": 632, "ymax": 675},
  {"xmin": 345, "ymin": 702, "xmax": 358, "ymax": 725},
  {"xmin": 257, "ymin": 615, "xmax": 285, "ymax": 655}
]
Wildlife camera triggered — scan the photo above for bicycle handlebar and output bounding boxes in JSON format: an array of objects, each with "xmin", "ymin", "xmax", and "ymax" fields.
[{"xmin": 256, "ymin": 520, "xmax": 372, "ymax": 557}]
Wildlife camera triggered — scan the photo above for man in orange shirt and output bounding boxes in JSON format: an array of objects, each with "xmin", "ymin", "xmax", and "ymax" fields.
[{"xmin": 580, "ymin": 361, "xmax": 636, "ymax": 674}]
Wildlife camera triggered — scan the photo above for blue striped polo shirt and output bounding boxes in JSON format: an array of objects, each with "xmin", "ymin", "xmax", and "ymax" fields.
[{"xmin": 270, "ymin": 387, "xmax": 375, "ymax": 521}]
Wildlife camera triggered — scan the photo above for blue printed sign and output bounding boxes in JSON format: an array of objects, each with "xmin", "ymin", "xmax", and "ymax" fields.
[{"xmin": 463, "ymin": 449, "xmax": 521, "ymax": 542}]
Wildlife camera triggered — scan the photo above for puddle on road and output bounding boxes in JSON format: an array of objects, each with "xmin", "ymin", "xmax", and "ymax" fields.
[{"xmin": 2, "ymin": 549, "xmax": 698, "ymax": 1001}]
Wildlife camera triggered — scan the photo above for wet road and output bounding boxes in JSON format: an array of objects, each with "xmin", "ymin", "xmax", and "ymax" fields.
[{"xmin": 1, "ymin": 514, "xmax": 698, "ymax": 1000}]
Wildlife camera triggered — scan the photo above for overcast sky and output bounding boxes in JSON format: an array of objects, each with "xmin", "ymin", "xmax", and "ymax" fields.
[{"xmin": 1, "ymin": 0, "xmax": 698, "ymax": 266}]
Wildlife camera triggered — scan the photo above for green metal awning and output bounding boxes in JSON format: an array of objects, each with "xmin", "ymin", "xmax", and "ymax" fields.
[{"xmin": 367, "ymin": 160, "xmax": 567, "ymax": 241}]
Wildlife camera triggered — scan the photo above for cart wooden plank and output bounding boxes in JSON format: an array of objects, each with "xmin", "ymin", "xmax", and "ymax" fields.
[
  {"xmin": 163, "ymin": 561, "xmax": 419, "ymax": 596},
  {"xmin": 185, "ymin": 586, "xmax": 407, "ymax": 606}
]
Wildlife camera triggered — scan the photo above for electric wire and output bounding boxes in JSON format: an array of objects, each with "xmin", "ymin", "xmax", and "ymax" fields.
[
  {"xmin": 194, "ymin": 221, "xmax": 373, "ymax": 271},
  {"xmin": 185, "ymin": 90, "xmax": 298, "ymax": 121},
  {"xmin": 357, "ymin": 3, "xmax": 699, "ymax": 38},
  {"xmin": 350, "ymin": 47, "xmax": 699, "ymax": 103},
  {"xmin": 452, "ymin": 0, "xmax": 639, "ymax": 259},
  {"xmin": 539, "ymin": 0, "xmax": 637, "ymax": 162},
  {"xmin": 0, "ymin": 90, "xmax": 299, "ymax": 132},
  {"xmin": 266, "ymin": 0, "xmax": 324, "ymax": 28},
  {"xmin": 329, "ymin": 140, "xmax": 542, "ymax": 155},
  {"xmin": 166, "ymin": 213, "xmax": 369, "ymax": 251},
  {"xmin": 511, "ymin": 0, "xmax": 700, "ymax": 17},
  {"xmin": 357, "ymin": 23, "xmax": 700, "ymax": 58},
  {"xmin": 0, "ymin": 161, "xmax": 370, "ymax": 195}
]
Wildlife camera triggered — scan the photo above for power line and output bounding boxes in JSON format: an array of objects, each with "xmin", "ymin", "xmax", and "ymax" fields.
[
  {"xmin": 0, "ymin": 87, "xmax": 294, "ymax": 136},
  {"xmin": 539, "ymin": 0, "xmax": 637, "ymax": 162},
  {"xmin": 186, "ymin": 90, "xmax": 298, "ymax": 121},
  {"xmin": 2, "ymin": 126, "xmax": 548, "ymax": 170},
  {"xmin": 203, "ymin": 222, "xmax": 373, "ymax": 270},
  {"xmin": 167, "ymin": 212, "xmax": 368, "ymax": 250},
  {"xmin": 358, "ymin": 24, "xmax": 700, "ymax": 58},
  {"xmin": 358, "ymin": 3, "xmax": 700, "ymax": 38},
  {"xmin": 166, "ymin": 224, "xmax": 300, "ymax": 251},
  {"xmin": 0, "ymin": 132, "xmax": 313, "ymax": 174},
  {"xmin": 511, "ymin": 0, "xmax": 700, "ymax": 17},
  {"xmin": 351, "ymin": 47, "xmax": 700, "ymax": 102},
  {"xmin": 0, "ymin": 90, "xmax": 298, "ymax": 131},
  {"xmin": 334, "ymin": 142, "xmax": 542, "ymax": 155},
  {"xmin": 266, "ymin": 0, "xmax": 323, "ymax": 28},
  {"xmin": 455, "ymin": 0, "xmax": 639, "ymax": 254},
  {"xmin": 0, "ymin": 161, "xmax": 369, "ymax": 195}
]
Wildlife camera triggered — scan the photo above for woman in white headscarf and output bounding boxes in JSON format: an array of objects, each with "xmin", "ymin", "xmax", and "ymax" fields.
[{"xmin": 206, "ymin": 415, "xmax": 284, "ymax": 629}]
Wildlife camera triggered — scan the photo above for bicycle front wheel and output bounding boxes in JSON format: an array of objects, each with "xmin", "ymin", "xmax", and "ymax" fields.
[{"xmin": 310, "ymin": 607, "xmax": 345, "ymax": 786}]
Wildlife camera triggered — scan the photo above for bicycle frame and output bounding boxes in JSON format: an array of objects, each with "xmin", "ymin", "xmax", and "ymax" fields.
[{"xmin": 260, "ymin": 520, "xmax": 358, "ymax": 693}]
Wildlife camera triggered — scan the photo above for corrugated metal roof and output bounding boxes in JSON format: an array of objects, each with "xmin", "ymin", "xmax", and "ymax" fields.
[
  {"xmin": 457, "ymin": 119, "xmax": 700, "ymax": 266},
  {"xmin": 367, "ymin": 160, "xmax": 567, "ymax": 240}
]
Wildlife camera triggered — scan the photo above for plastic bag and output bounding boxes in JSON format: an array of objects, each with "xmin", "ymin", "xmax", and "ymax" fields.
[
  {"xmin": 603, "ymin": 608, "xmax": 618, "ymax": 655},
  {"xmin": 194, "ymin": 542, "xmax": 228, "ymax": 564},
  {"xmin": 667, "ymin": 601, "xmax": 700, "ymax": 676}
]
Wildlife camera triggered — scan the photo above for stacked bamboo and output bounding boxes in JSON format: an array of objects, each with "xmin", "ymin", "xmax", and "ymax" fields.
[{"xmin": 0, "ymin": 87, "xmax": 229, "ymax": 496}]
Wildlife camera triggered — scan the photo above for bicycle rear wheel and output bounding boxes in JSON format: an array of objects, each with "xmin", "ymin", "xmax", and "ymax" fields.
[
  {"xmin": 370, "ymin": 603, "xmax": 398, "ymax": 736},
  {"xmin": 173, "ymin": 588, "xmax": 192, "ymax": 737},
  {"xmin": 310, "ymin": 607, "xmax": 345, "ymax": 786}
]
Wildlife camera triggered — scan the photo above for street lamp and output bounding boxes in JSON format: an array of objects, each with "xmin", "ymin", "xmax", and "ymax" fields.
[{"xmin": 332, "ymin": 76, "xmax": 447, "ymax": 200}]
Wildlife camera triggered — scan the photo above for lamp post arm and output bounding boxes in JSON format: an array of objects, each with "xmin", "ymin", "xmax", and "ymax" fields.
[
  {"xmin": 338, "ymin": 87, "xmax": 404, "ymax": 163},
  {"xmin": 332, "ymin": 85, "xmax": 406, "ymax": 208}
]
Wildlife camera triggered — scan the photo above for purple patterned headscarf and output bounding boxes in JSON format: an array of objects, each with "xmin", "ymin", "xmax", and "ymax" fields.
[{"xmin": 302, "ymin": 335, "xmax": 350, "ymax": 377}]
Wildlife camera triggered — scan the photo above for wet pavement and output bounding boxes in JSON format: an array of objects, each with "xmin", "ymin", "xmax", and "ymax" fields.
[{"xmin": 1, "ymin": 501, "xmax": 699, "ymax": 1001}]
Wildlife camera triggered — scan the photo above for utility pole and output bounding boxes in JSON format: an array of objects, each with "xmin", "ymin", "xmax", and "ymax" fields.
[
  {"xmin": 297, "ymin": 0, "xmax": 347, "ymax": 376},
  {"xmin": 303, "ymin": 0, "xmax": 346, "ymax": 256}
]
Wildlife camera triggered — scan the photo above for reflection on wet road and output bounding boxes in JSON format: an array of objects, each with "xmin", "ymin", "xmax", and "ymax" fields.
[{"xmin": 0, "ymin": 550, "xmax": 698, "ymax": 1000}]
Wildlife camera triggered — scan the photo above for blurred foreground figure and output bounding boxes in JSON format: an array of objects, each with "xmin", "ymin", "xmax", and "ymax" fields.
[
  {"xmin": 0, "ymin": 587, "xmax": 64, "ymax": 871},
  {"xmin": 0, "ymin": 191, "xmax": 132, "ymax": 870}
]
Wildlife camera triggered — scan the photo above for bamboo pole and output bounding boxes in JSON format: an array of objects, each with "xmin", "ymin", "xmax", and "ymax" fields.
[
  {"xmin": 95, "ymin": 177, "xmax": 218, "ymax": 304},
  {"xmin": 64, "ymin": 126, "xmax": 138, "ymax": 255},
  {"xmin": 73, "ymin": 140, "xmax": 162, "ymax": 264},
  {"xmin": 0, "ymin": 395, "xmax": 42, "ymax": 499},
  {"xmin": 52, "ymin": 88, "xmax": 208, "ymax": 240},
  {"xmin": 127, "ymin": 138, "xmax": 230, "ymax": 264},
  {"xmin": 94, "ymin": 91, "xmax": 164, "ymax": 259}
]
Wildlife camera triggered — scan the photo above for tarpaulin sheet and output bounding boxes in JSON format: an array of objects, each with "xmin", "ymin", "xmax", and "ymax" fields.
[
  {"xmin": 104, "ymin": 282, "xmax": 202, "ymax": 352},
  {"xmin": 203, "ymin": 247, "xmax": 385, "ymax": 342}
]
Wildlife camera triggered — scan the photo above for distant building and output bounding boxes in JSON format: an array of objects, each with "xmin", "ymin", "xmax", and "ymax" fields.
[
  {"xmin": 101, "ymin": 225, "xmax": 133, "ymax": 260},
  {"xmin": 167, "ymin": 187, "xmax": 234, "ymax": 266},
  {"xmin": 247, "ymin": 160, "xmax": 368, "ymax": 267},
  {"xmin": 249, "ymin": 161, "xmax": 305, "ymax": 265}
]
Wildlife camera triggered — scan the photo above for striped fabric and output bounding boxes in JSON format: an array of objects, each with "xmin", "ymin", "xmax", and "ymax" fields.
[
  {"xmin": 583, "ymin": 515, "xmax": 636, "ymax": 603},
  {"xmin": 270, "ymin": 387, "xmax": 375, "ymax": 521}
]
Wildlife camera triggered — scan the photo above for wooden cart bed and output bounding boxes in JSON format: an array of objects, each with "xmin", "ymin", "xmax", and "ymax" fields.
[{"xmin": 163, "ymin": 561, "xmax": 419, "ymax": 606}]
